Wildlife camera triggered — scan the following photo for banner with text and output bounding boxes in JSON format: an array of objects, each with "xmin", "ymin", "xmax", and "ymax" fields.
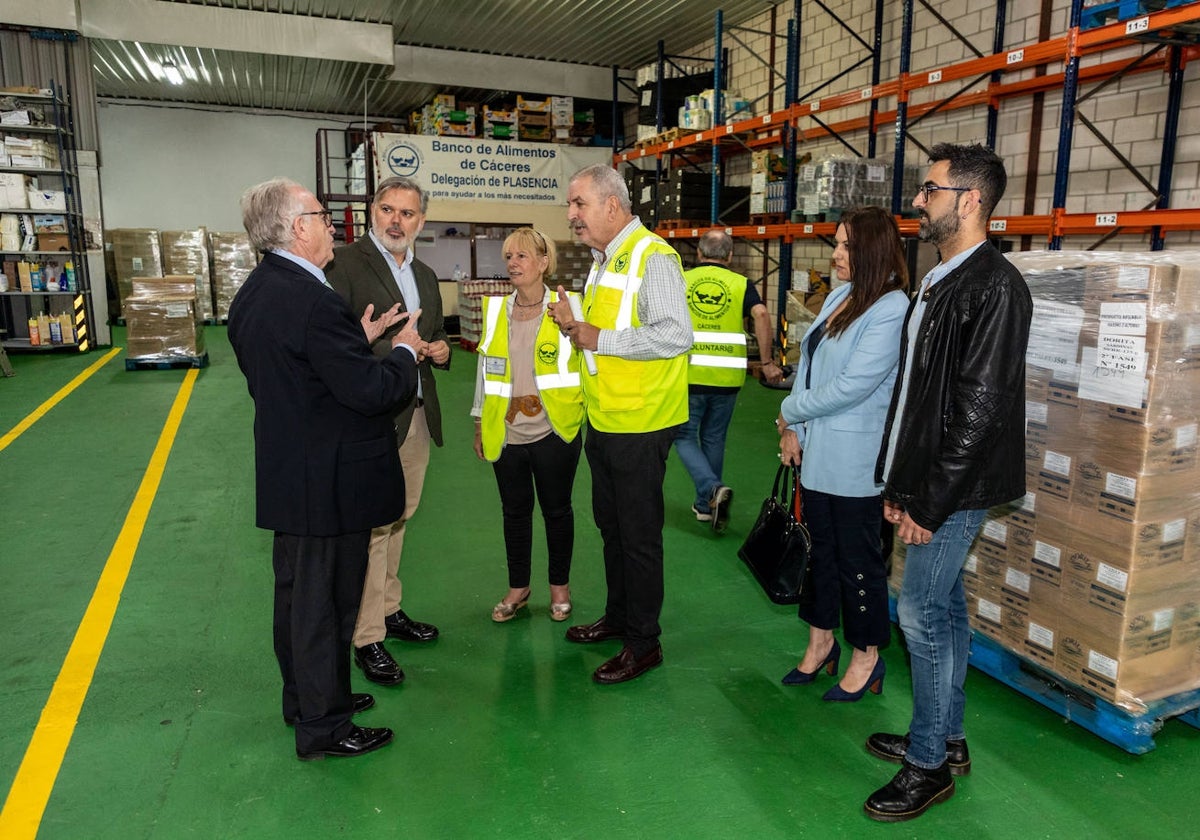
[{"xmin": 372, "ymin": 133, "xmax": 609, "ymax": 205}]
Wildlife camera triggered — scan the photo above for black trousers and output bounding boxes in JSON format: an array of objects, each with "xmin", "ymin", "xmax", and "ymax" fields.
[
  {"xmin": 797, "ymin": 487, "xmax": 890, "ymax": 650},
  {"xmin": 491, "ymin": 431, "xmax": 583, "ymax": 588},
  {"xmin": 272, "ymin": 530, "xmax": 369, "ymax": 752},
  {"xmin": 585, "ymin": 423, "xmax": 677, "ymax": 656}
]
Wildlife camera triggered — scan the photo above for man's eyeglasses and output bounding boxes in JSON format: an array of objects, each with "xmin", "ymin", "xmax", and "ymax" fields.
[
  {"xmin": 917, "ymin": 182, "xmax": 972, "ymax": 201},
  {"xmin": 296, "ymin": 210, "xmax": 334, "ymax": 226}
]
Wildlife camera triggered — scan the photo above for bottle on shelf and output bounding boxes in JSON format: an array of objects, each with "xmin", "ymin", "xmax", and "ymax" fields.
[
  {"xmin": 63, "ymin": 260, "xmax": 75, "ymax": 292},
  {"xmin": 28, "ymin": 316, "xmax": 40, "ymax": 346},
  {"xmin": 452, "ymin": 263, "xmax": 464, "ymax": 282}
]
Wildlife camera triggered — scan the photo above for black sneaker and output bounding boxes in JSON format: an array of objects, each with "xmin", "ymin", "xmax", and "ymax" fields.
[{"xmin": 710, "ymin": 485, "xmax": 732, "ymax": 533}]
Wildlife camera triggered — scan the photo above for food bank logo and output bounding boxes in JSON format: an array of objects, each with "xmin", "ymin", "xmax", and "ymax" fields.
[{"xmin": 386, "ymin": 143, "xmax": 422, "ymax": 177}]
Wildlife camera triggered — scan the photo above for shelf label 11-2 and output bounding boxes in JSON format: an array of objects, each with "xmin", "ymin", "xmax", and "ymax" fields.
[{"xmin": 1095, "ymin": 213, "xmax": 1118, "ymax": 226}]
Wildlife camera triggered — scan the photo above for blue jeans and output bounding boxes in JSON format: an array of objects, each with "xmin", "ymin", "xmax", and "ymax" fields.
[
  {"xmin": 896, "ymin": 507, "xmax": 988, "ymax": 769},
  {"xmin": 673, "ymin": 392, "xmax": 738, "ymax": 511}
]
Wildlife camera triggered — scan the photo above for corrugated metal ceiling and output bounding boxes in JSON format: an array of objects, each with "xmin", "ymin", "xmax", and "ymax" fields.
[{"xmin": 89, "ymin": 0, "xmax": 787, "ymax": 117}]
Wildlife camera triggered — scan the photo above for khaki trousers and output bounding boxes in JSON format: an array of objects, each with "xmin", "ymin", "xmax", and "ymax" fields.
[{"xmin": 353, "ymin": 407, "xmax": 431, "ymax": 647}]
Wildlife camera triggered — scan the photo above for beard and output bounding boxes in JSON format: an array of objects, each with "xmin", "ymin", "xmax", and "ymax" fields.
[
  {"xmin": 372, "ymin": 223, "xmax": 409, "ymax": 254},
  {"xmin": 917, "ymin": 207, "xmax": 961, "ymax": 245}
]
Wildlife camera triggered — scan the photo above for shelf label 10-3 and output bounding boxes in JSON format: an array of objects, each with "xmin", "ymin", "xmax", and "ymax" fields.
[{"xmin": 989, "ymin": 219, "xmax": 1007, "ymax": 232}]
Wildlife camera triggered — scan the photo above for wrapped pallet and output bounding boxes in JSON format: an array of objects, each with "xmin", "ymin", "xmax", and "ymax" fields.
[
  {"xmin": 932, "ymin": 250, "xmax": 1200, "ymax": 715},
  {"xmin": 123, "ymin": 276, "xmax": 205, "ymax": 361},
  {"xmin": 161, "ymin": 228, "xmax": 215, "ymax": 321},
  {"xmin": 107, "ymin": 228, "xmax": 163, "ymax": 314},
  {"xmin": 209, "ymin": 231, "xmax": 257, "ymax": 320}
]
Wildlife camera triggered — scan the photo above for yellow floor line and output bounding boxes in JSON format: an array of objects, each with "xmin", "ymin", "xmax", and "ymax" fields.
[
  {"xmin": 0, "ymin": 367, "xmax": 200, "ymax": 839},
  {"xmin": 0, "ymin": 347, "xmax": 123, "ymax": 454}
]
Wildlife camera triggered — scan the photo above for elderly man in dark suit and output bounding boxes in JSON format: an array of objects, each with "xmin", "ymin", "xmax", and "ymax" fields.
[
  {"xmin": 228, "ymin": 177, "xmax": 424, "ymax": 760},
  {"xmin": 326, "ymin": 176, "xmax": 451, "ymax": 686}
]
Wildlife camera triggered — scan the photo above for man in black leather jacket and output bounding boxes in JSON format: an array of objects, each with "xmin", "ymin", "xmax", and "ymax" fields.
[{"xmin": 862, "ymin": 143, "xmax": 1032, "ymax": 822}]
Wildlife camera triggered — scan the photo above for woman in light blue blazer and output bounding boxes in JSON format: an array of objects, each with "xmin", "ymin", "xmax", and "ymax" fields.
[{"xmin": 776, "ymin": 206, "xmax": 909, "ymax": 702}]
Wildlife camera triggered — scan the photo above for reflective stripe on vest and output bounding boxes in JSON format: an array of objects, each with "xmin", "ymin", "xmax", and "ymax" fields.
[
  {"xmin": 581, "ymin": 226, "xmax": 688, "ymax": 433},
  {"xmin": 478, "ymin": 293, "xmax": 585, "ymax": 460}
]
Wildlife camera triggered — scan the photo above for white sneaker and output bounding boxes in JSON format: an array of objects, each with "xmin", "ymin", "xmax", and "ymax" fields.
[
  {"xmin": 691, "ymin": 505, "xmax": 713, "ymax": 522},
  {"xmin": 710, "ymin": 485, "xmax": 733, "ymax": 533}
]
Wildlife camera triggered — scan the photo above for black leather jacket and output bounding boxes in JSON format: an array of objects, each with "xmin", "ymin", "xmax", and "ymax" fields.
[{"xmin": 875, "ymin": 242, "xmax": 1032, "ymax": 532}]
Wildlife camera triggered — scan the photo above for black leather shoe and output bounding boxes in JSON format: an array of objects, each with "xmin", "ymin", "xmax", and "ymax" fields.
[
  {"xmin": 865, "ymin": 732, "xmax": 971, "ymax": 776},
  {"xmin": 285, "ymin": 692, "xmax": 374, "ymax": 726},
  {"xmin": 565, "ymin": 616, "xmax": 622, "ymax": 644},
  {"xmin": 385, "ymin": 609, "xmax": 439, "ymax": 642},
  {"xmin": 296, "ymin": 725, "xmax": 394, "ymax": 761},
  {"xmin": 354, "ymin": 643, "xmax": 405, "ymax": 685},
  {"xmin": 864, "ymin": 760, "xmax": 954, "ymax": 822},
  {"xmin": 592, "ymin": 645, "xmax": 663, "ymax": 684}
]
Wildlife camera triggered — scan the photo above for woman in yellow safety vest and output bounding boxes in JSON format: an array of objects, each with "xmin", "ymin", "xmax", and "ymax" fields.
[{"xmin": 471, "ymin": 227, "xmax": 585, "ymax": 623}]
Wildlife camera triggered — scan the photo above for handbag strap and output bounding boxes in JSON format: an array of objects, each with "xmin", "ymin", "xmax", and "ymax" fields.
[{"xmin": 790, "ymin": 466, "xmax": 804, "ymax": 521}]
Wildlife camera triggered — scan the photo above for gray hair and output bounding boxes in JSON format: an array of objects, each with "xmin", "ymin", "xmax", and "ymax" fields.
[
  {"xmin": 241, "ymin": 177, "xmax": 305, "ymax": 251},
  {"xmin": 374, "ymin": 176, "xmax": 429, "ymax": 215},
  {"xmin": 572, "ymin": 164, "xmax": 631, "ymax": 213},
  {"xmin": 698, "ymin": 229, "xmax": 733, "ymax": 261}
]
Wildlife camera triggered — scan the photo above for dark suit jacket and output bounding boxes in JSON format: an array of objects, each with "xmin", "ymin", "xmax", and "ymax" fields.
[
  {"xmin": 228, "ymin": 251, "xmax": 419, "ymax": 536},
  {"xmin": 325, "ymin": 236, "xmax": 451, "ymax": 446}
]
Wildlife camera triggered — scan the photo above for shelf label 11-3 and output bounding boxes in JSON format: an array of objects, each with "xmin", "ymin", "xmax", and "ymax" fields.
[
  {"xmin": 1126, "ymin": 17, "xmax": 1150, "ymax": 35},
  {"xmin": 1095, "ymin": 213, "xmax": 1118, "ymax": 226}
]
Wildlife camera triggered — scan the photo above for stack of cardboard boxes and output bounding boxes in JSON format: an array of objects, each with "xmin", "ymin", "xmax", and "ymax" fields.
[
  {"xmin": 123, "ymin": 276, "xmax": 206, "ymax": 361},
  {"xmin": 891, "ymin": 251, "xmax": 1200, "ymax": 713},
  {"xmin": 107, "ymin": 228, "xmax": 257, "ymax": 321},
  {"xmin": 515, "ymin": 96, "xmax": 551, "ymax": 143}
]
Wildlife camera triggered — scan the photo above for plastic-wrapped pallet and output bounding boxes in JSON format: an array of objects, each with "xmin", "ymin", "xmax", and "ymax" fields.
[
  {"xmin": 957, "ymin": 250, "xmax": 1200, "ymax": 714},
  {"xmin": 123, "ymin": 276, "xmax": 206, "ymax": 360},
  {"xmin": 107, "ymin": 228, "xmax": 163, "ymax": 313},
  {"xmin": 795, "ymin": 155, "xmax": 921, "ymax": 219},
  {"xmin": 161, "ymin": 228, "xmax": 214, "ymax": 321},
  {"xmin": 209, "ymin": 231, "xmax": 258, "ymax": 320}
]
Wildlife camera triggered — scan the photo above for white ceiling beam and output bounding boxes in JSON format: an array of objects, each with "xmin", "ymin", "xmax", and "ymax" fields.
[
  {"xmin": 0, "ymin": 0, "xmax": 78, "ymax": 29},
  {"xmin": 78, "ymin": 0, "xmax": 393, "ymax": 65},
  {"xmin": 392, "ymin": 45, "xmax": 635, "ymax": 103}
]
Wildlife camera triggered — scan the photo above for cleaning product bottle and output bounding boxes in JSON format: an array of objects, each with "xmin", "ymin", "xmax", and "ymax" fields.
[
  {"xmin": 64, "ymin": 260, "xmax": 76, "ymax": 292},
  {"xmin": 49, "ymin": 313, "xmax": 63, "ymax": 344},
  {"xmin": 28, "ymin": 316, "xmax": 40, "ymax": 346},
  {"xmin": 30, "ymin": 263, "xmax": 43, "ymax": 291}
]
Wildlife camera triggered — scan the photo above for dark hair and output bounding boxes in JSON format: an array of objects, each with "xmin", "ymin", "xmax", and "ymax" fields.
[
  {"xmin": 928, "ymin": 142, "xmax": 1007, "ymax": 218},
  {"xmin": 825, "ymin": 206, "xmax": 908, "ymax": 338}
]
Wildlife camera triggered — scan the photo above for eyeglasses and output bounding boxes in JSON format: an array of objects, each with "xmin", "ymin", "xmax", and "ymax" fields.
[
  {"xmin": 917, "ymin": 182, "xmax": 972, "ymax": 201},
  {"xmin": 296, "ymin": 209, "xmax": 334, "ymax": 226}
]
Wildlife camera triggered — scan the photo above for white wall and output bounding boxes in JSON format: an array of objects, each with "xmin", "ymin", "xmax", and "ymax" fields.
[
  {"xmin": 96, "ymin": 102, "xmax": 349, "ymax": 231},
  {"xmin": 95, "ymin": 101, "xmax": 578, "ymax": 240}
]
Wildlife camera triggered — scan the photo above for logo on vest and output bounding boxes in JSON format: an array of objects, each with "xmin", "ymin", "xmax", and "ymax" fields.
[
  {"xmin": 537, "ymin": 341, "xmax": 559, "ymax": 367},
  {"xmin": 689, "ymin": 280, "xmax": 732, "ymax": 318},
  {"xmin": 613, "ymin": 253, "xmax": 630, "ymax": 272}
]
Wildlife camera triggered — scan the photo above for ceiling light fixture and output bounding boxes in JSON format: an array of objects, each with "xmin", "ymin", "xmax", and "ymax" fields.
[{"xmin": 161, "ymin": 59, "xmax": 184, "ymax": 86}]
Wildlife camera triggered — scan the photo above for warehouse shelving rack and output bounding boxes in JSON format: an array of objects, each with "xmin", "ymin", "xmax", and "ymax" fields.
[{"xmin": 615, "ymin": 0, "xmax": 1200, "ymax": 250}]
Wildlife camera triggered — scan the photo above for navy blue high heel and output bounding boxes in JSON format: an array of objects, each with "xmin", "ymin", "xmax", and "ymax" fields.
[
  {"xmin": 822, "ymin": 656, "xmax": 885, "ymax": 702},
  {"xmin": 781, "ymin": 640, "xmax": 841, "ymax": 685}
]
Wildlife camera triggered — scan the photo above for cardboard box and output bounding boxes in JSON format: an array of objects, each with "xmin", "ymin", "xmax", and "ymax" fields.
[
  {"xmin": 26, "ymin": 189, "xmax": 65, "ymax": 211},
  {"xmin": 209, "ymin": 231, "xmax": 257, "ymax": 320},
  {"xmin": 123, "ymin": 285, "xmax": 205, "ymax": 359},
  {"xmin": 107, "ymin": 228, "xmax": 164, "ymax": 309},
  {"xmin": 37, "ymin": 232, "xmax": 70, "ymax": 251},
  {"xmin": 0, "ymin": 172, "xmax": 30, "ymax": 208},
  {"xmin": 161, "ymin": 229, "xmax": 214, "ymax": 321}
]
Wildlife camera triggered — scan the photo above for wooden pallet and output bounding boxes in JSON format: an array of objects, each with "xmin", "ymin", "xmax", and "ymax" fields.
[
  {"xmin": 749, "ymin": 213, "xmax": 787, "ymax": 226},
  {"xmin": 1080, "ymin": 0, "xmax": 1186, "ymax": 30},
  {"xmin": 125, "ymin": 352, "xmax": 209, "ymax": 371},
  {"xmin": 657, "ymin": 218, "xmax": 712, "ymax": 230},
  {"xmin": 635, "ymin": 127, "xmax": 683, "ymax": 149},
  {"xmin": 967, "ymin": 632, "xmax": 1200, "ymax": 754}
]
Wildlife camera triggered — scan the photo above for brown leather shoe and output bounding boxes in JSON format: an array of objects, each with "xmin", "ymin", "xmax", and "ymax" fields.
[
  {"xmin": 565, "ymin": 616, "xmax": 622, "ymax": 644},
  {"xmin": 592, "ymin": 645, "xmax": 663, "ymax": 684}
]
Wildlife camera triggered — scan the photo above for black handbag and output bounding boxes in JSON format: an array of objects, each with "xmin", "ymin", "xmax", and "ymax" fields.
[{"xmin": 737, "ymin": 463, "xmax": 813, "ymax": 605}]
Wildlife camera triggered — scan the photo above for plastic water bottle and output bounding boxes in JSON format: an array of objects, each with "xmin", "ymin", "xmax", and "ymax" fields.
[{"xmin": 452, "ymin": 264, "xmax": 463, "ymax": 282}]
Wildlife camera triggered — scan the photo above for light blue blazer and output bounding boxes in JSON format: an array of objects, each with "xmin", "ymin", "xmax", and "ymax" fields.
[{"xmin": 780, "ymin": 283, "xmax": 908, "ymax": 497}]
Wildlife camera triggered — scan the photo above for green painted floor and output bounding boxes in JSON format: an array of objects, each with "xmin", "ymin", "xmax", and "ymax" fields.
[{"xmin": 2, "ymin": 327, "xmax": 1198, "ymax": 839}]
